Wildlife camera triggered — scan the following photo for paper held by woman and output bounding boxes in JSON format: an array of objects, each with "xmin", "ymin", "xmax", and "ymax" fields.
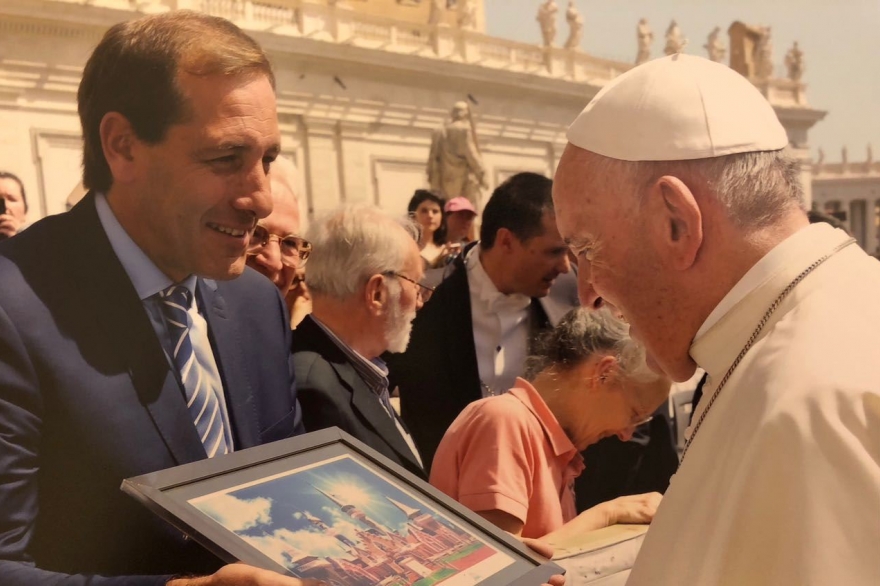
[{"xmin": 550, "ymin": 524, "xmax": 648, "ymax": 585}]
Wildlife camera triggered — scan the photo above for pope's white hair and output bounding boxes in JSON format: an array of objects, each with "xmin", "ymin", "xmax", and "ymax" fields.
[
  {"xmin": 587, "ymin": 149, "xmax": 805, "ymax": 229},
  {"xmin": 305, "ymin": 204, "xmax": 418, "ymax": 301}
]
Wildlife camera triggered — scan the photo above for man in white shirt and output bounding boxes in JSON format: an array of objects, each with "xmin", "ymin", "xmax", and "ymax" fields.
[
  {"xmin": 554, "ymin": 53, "xmax": 880, "ymax": 585},
  {"xmin": 388, "ymin": 172, "xmax": 576, "ymax": 470}
]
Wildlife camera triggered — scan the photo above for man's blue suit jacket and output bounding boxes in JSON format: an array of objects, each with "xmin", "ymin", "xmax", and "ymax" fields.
[{"xmin": 0, "ymin": 193, "xmax": 303, "ymax": 585}]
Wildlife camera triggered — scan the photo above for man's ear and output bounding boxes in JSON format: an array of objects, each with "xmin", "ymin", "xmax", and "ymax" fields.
[
  {"xmin": 645, "ymin": 175, "xmax": 703, "ymax": 271},
  {"xmin": 494, "ymin": 227, "xmax": 517, "ymax": 254},
  {"xmin": 364, "ymin": 274, "xmax": 387, "ymax": 316},
  {"xmin": 99, "ymin": 112, "xmax": 140, "ymax": 184}
]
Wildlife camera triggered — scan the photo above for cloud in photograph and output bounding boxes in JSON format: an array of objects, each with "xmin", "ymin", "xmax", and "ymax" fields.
[
  {"xmin": 197, "ymin": 493, "xmax": 273, "ymax": 532},
  {"xmin": 243, "ymin": 528, "xmax": 351, "ymax": 562}
]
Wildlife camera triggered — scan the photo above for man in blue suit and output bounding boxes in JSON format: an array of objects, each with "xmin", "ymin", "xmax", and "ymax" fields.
[{"xmin": 0, "ymin": 11, "xmax": 313, "ymax": 586}]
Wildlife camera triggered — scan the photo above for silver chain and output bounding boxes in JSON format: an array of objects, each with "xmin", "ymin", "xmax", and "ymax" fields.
[{"xmin": 680, "ymin": 237, "xmax": 856, "ymax": 464}]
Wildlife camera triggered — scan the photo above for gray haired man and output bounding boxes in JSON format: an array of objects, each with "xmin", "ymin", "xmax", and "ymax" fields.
[
  {"xmin": 554, "ymin": 53, "xmax": 880, "ymax": 585},
  {"xmin": 291, "ymin": 205, "xmax": 428, "ymax": 478}
]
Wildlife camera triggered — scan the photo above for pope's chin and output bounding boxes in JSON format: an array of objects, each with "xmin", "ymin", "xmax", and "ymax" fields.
[{"xmin": 646, "ymin": 348, "xmax": 699, "ymax": 383}]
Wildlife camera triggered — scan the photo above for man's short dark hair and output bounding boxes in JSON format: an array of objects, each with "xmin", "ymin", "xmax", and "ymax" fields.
[
  {"xmin": 0, "ymin": 171, "xmax": 27, "ymax": 213},
  {"xmin": 77, "ymin": 10, "xmax": 275, "ymax": 192},
  {"xmin": 480, "ymin": 172, "xmax": 553, "ymax": 248}
]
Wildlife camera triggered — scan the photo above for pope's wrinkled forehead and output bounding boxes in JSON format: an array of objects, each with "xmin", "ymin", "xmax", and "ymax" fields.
[{"xmin": 566, "ymin": 53, "xmax": 788, "ymax": 163}]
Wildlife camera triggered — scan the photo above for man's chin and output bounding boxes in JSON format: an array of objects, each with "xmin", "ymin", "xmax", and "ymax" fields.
[{"xmin": 205, "ymin": 258, "xmax": 247, "ymax": 281}]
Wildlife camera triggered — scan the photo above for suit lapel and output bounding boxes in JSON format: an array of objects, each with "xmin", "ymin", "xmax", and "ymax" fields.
[
  {"xmin": 302, "ymin": 319, "xmax": 422, "ymax": 472},
  {"xmin": 442, "ymin": 257, "xmax": 482, "ymax": 403},
  {"xmin": 333, "ymin": 359, "xmax": 423, "ymax": 472},
  {"xmin": 68, "ymin": 194, "xmax": 205, "ymax": 464},
  {"xmin": 197, "ymin": 280, "xmax": 261, "ymax": 449}
]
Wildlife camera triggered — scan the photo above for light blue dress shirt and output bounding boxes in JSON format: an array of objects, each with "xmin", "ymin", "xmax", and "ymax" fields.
[{"xmin": 94, "ymin": 192, "xmax": 234, "ymax": 451}]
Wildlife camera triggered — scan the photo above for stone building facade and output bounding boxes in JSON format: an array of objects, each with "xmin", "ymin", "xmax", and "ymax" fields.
[{"xmin": 0, "ymin": 0, "xmax": 825, "ymax": 226}]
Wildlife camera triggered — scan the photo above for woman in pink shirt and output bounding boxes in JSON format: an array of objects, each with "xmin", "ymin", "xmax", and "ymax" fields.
[{"xmin": 430, "ymin": 308, "xmax": 669, "ymax": 543}]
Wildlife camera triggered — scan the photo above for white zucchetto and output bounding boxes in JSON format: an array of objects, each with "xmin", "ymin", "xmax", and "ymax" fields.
[{"xmin": 567, "ymin": 54, "xmax": 789, "ymax": 161}]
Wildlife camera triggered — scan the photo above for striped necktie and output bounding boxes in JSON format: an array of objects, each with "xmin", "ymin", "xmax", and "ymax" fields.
[{"xmin": 157, "ymin": 284, "xmax": 229, "ymax": 458}]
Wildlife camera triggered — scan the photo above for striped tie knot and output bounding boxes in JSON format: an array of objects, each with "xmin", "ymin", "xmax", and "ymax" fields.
[{"xmin": 159, "ymin": 285, "xmax": 193, "ymax": 319}]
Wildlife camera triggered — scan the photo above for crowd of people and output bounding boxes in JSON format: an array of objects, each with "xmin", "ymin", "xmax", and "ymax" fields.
[{"xmin": 0, "ymin": 8, "xmax": 878, "ymax": 586}]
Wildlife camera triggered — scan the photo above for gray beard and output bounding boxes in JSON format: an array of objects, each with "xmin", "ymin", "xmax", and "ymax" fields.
[{"xmin": 384, "ymin": 293, "xmax": 416, "ymax": 354}]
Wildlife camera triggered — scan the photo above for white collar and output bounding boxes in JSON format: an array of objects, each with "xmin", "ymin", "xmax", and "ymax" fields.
[
  {"xmin": 694, "ymin": 223, "xmax": 826, "ymax": 341},
  {"xmin": 465, "ymin": 243, "xmax": 532, "ymax": 313},
  {"xmin": 690, "ymin": 223, "xmax": 852, "ymax": 376}
]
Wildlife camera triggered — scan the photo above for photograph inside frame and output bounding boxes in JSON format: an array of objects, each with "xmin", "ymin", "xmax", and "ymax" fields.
[{"xmin": 186, "ymin": 452, "xmax": 517, "ymax": 586}]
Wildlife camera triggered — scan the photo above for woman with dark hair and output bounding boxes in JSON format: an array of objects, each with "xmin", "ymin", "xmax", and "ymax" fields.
[{"xmin": 407, "ymin": 189, "xmax": 447, "ymax": 267}]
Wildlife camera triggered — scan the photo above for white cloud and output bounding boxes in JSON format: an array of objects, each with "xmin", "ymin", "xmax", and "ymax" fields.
[
  {"xmin": 196, "ymin": 493, "xmax": 273, "ymax": 532},
  {"xmin": 242, "ymin": 528, "xmax": 350, "ymax": 564}
]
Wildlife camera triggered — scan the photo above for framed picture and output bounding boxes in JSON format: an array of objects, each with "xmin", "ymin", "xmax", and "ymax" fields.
[{"xmin": 122, "ymin": 427, "xmax": 563, "ymax": 585}]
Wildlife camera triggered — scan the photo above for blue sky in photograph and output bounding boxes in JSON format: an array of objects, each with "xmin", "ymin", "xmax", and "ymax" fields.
[
  {"xmin": 190, "ymin": 455, "xmax": 470, "ymax": 560},
  {"xmin": 484, "ymin": 0, "xmax": 880, "ymax": 162}
]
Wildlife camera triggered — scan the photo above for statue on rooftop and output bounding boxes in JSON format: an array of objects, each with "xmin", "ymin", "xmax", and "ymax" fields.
[
  {"xmin": 755, "ymin": 26, "xmax": 774, "ymax": 79},
  {"xmin": 457, "ymin": 0, "xmax": 477, "ymax": 29},
  {"xmin": 664, "ymin": 19, "xmax": 686, "ymax": 55},
  {"xmin": 704, "ymin": 26, "xmax": 726, "ymax": 62},
  {"xmin": 537, "ymin": 0, "xmax": 559, "ymax": 48},
  {"xmin": 784, "ymin": 41, "xmax": 804, "ymax": 82},
  {"xmin": 635, "ymin": 18, "xmax": 652, "ymax": 64},
  {"xmin": 564, "ymin": 1, "xmax": 583, "ymax": 50}
]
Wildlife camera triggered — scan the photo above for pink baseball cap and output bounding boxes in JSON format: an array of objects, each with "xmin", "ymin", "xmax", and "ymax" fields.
[{"xmin": 444, "ymin": 197, "xmax": 477, "ymax": 215}]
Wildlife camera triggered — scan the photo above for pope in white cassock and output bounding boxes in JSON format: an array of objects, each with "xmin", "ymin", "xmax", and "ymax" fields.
[{"xmin": 553, "ymin": 54, "xmax": 880, "ymax": 585}]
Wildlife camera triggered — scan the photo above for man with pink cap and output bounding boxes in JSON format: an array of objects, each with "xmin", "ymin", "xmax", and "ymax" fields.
[{"xmin": 554, "ymin": 54, "xmax": 880, "ymax": 585}]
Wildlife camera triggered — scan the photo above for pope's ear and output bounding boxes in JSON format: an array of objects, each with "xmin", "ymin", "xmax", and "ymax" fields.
[{"xmin": 645, "ymin": 175, "xmax": 703, "ymax": 271}]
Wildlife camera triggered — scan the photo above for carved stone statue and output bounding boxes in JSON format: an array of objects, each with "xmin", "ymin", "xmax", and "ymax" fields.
[
  {"xmin": 636, "ymin": 18, "xmax": 653, "ymax": 64},
  {"xmin": 704, "ymin": 26, "xmax": 726, "ymax": 62},
  {"xmin": 564, "ymin": 1, "xmax": 583, "ymax": 50},
  {"xmin": 755, "ymin": 26, "xmax": 774, "ymax": 79},
  {"xmin": 457, "ymin": 0, "xmax": 477, "ymax": 29},
  {"xmin": 784, "ymin": 41, "xmax": 804, "ymax": 82},
  {"xmin": 868, "ymin": 143, "xmax": 874, "ymax": 166},
  {"xmin": 537, "ymin": 0, "xmax": 559, "ymax": 48},
  {"xmin": 427, "ymin": 101, "xmax": 487, "ymax": 205},
  {"xmin": 428, "ymin": 0, "xmax": 444, "ymax": 26},
  {"xmin": 841, "ymin": 145, "xmax": 849, "ymax": 168},
  {"xmin": 664, "ymin": 20, "xmax": 686, "ymax": 55},
  {"xmin": 815, "ymin": 147, "xmax": 825, "ymax": 173}
]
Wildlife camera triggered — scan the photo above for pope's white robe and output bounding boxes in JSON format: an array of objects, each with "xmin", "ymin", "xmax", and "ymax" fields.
[{"xmin": 627, "ymin": 224, "xmax": 880, "ymax": 585}]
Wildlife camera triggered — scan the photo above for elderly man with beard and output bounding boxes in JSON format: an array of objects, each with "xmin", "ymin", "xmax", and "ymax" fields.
[{"xmin": 291, "ymin": 204, "xmax": 428, "ymax": 479}]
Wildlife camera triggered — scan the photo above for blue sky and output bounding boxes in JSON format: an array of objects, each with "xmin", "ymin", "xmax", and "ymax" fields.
[
  {"xmin": 190, "ymin": 455, "xmax": 472, "ymax": 562},
  {"xmin": 484, "ymin": 0, "xmax": 880, "ymax": 162}
]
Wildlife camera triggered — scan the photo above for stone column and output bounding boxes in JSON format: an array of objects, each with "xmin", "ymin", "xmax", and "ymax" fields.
[
  {"xmin": 303, "ymin": 117, "xmax": 343, "ymax": 216},
  {"xmin": 338, "ymin": 121, "xmax": 372, "ymax": 205}
]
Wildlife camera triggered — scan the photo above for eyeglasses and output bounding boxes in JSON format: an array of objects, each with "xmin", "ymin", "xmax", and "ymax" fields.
[
  {"xmin": 385, "ymin": 272, "xmax": 434, "ymax": 302},
  {"xmin": 247, "ymin": 225, "xmax": 312, "ymax": 268}
]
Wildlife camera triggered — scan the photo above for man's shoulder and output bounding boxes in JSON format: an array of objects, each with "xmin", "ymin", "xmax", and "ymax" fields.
[
  {"xmin": 292, "ymin": 348, "xmax": 338, "ymax": 386},
  {"xmin": 0, "ymin": 208, "xmax": 76, "ymax": 265}
]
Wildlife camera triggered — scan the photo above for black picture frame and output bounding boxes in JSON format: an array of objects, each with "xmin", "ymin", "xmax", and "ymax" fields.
[{"xmin": 122, "ymin": 427, "xmax": 563, "ymax": 585}]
